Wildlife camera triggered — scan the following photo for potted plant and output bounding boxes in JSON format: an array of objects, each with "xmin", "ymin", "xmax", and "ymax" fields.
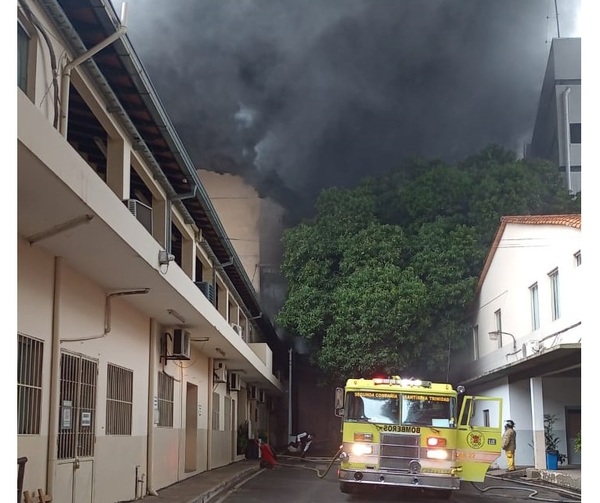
[{"xmin": 544, "ymin": 414, "xmax": 566, "ymax": 468}]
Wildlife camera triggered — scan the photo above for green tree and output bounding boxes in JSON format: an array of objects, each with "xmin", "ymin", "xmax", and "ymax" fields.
[{"xmin": 276, "ymin": 146, "xmax": 579, "ymax": 382}]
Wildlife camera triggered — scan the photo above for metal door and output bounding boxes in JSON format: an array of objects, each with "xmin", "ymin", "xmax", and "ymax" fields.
[{"xmin": 54, "ymin": 352, "xmax": 97, "ymax": 503}]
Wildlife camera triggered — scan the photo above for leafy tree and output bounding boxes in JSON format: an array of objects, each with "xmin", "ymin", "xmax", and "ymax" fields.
[{"xmin": 276, "ymin": 145, "xmax": 579, "ymax": 382}]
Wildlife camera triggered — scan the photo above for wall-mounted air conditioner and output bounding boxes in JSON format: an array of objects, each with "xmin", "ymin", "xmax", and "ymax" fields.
[
  {"xmin": 258, "ymin": 389, "xmax": 266, "ymax": 404},
  {"xmin": 213, "ymin": 360, "xmax": 227, "ymax": 383},
  {"xmin": 195, "ymin": 281, "xmax": 215, "ymax": 304},
  {"xmin": 230, "ymin": 323, "xmax": 243, "ymax": 336},
  {"xmin": 228, "ymin": 372, "xmax": 241, "ymax": 391},
  {"xmin": 172, "ymin": 329, "xmax": 191, "ymax": 360},
  {"xmin": 124, "ymin": 199, "xmax": 153, "ymax": 234},
  {"xmin": 248, "ymin": 385, "xmax": 258, "ymax": 400},
  {"xmin": 522, "ymin": 339, "xmax": 541, "ymax": 358}
]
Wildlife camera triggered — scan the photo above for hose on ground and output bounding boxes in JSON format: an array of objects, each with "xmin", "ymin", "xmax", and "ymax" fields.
[{"xmin": 469, "ymin": 473, "xmax": 581, "ymax": 502}]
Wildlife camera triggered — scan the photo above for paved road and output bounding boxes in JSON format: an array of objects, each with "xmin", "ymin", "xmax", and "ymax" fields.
[{"xmin": 216, "ymin": 457, "xmax": 581, "ymax": 503}]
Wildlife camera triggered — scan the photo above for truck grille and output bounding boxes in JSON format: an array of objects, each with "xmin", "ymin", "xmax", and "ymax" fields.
[{"xmin": 380, "ymin": 433, "xmax": 420, "ymax": 471}]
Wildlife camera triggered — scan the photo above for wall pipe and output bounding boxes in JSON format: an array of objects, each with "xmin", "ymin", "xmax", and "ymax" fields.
[
  {"xmin": 563, "ymin": 87, "xmax": 572, "ymax": 192},
  {"xmin": 288, "ymin": 348, "xmax": 293, "ymax": 441},
  {"xmin": 146, "ymin": 320, "xmax": 159, "ymax": 496},
  {"xmin": 45, "ymin": 257, "xmax": 63, "ymax": 498}
]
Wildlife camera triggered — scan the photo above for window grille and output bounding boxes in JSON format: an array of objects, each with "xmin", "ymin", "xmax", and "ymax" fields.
[
  {"xmin": 212, "ymin": 392, "xmax": 220, "ymax": 431},
  {"xmin": 17, "ymin": 334, "xmax": 43, "ymax": 435},
  {"xmin": 106, "ymin": 363, "xmax": 133, "ymax": 435},
  {"xmin": 549, "ymin": 269, "xmax": 560, "ymax": 321},
  {"xmin": 530, "ymin": 283, "xmax": 540, "ymax": 331},
  {"xmin": 157, "ymin": 372, "xmax": 174, "ymax": 427},
  {"xmin": 57, "ymin": 352, "xmax": 98, "ymax": 459}
]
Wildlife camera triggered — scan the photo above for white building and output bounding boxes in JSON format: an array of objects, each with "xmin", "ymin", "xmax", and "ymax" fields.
[
  {"xmin": 451, "ymin": 215, "xmax": 581, "ymax": 470},
  {"xmin": 17, "ymin": 1, "xmax": 286, "ymax": 502},
  {"xmin": 528, "ymin": 38, "xmax": 581, "ymax": 194}
]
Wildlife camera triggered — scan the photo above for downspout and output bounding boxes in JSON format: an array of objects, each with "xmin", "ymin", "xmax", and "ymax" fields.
[
  {"xmin": 46, "ymin": 257, "xmax": 63, "ymax": 498},
  {"xmin": 563, "ymin": 87, "xmax": 572, "ymax": 192},
  {"xmin": 59, "ymin": 3, "xmax": 128, "ymax": 136},
  {"xmin": 146, "ymin": 320, "xmax": 159, "ymax": 496},
  {"xmin": 207, "ymin": 359, "xmax": 214, "ymax": 470}
]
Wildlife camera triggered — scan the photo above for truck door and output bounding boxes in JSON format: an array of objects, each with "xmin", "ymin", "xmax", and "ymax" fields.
[{"xmin": 456, "ymin": 396, "xmax": 502, "ymax": 483}]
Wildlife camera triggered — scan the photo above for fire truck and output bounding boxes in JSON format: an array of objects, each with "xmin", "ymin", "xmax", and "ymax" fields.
[{"xmin": 335, "ymin": 376, "xmax": 502, "ymax": 498}]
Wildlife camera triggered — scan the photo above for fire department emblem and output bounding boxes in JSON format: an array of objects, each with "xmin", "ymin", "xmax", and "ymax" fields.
[{"xmin": 466, "ymin": 431, "xmax": 484, "ymax": 449}]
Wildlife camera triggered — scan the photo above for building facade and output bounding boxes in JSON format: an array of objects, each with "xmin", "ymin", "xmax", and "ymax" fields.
[
  {"xmin": 527, "ymin": 37, "xmax": 581, "ymax": 194},
  {"xmin": 17, "ymin": 1, "xmax": 286, "ymax": 502},
  {"xmin": 451, "ymin": 215, "xmax": 581, "ymax": 470}
]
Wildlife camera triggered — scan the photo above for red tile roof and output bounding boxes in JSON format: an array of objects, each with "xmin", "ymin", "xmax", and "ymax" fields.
[{"xmin": 477, "ymin": 214, "xmax": 581, "ymax": 293}]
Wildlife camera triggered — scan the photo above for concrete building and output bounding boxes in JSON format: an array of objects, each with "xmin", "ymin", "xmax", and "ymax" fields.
[
  {"xmin": 451, "ymin": 215, "xmax": 581, "ymax": 470},
  {"xmin": 17, "ymin": 1, "xmax": 287, "ymax": 501},
  {"xmin": 527, "ymin": 38, "xmax": 581, "ymax": 194}
]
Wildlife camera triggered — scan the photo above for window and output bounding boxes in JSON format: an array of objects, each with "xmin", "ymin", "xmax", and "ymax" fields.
[
  {"xmin": 345, "ymin": 391, "xmax": 400, "ymax": 425},
  {"xmin": 530, "ymin": 283, "xmax": 540, "ymax": 331},
  {"xmin": 17, "ymin": 22, "xmax": 30, "ymax": 93},
  {"xmin": 472, "ymin": 325, "xmax": 479, "ymax": 361},
  {"xmin": 106, "ymin": 364, "xmax": 133, "ymax": 435},
  {"xmin": 494, "ymin": 309, "xmax": 502, "ymax": 349},
  {"xmin": 212, "ymin": 392, "xmax": 220, "ymax": 430},
  {"xmin": 574, "ymin": 250, "xmax": 581, "ymax": 266},
  {"xmin": 17, "ymin": 334, "xmax": 43, "ymax": 435},
  {"xmin": 157, "ymin": 372, "xmax": 174, "ymax": 427},
  {"xmin": 569, "ymin": 123, "xmax": 581, "ymax": 144},
  {"xmin": 549, "ymin": 269, "xmax": 560, "ymax": 321},
  {"xmin": 224, "ymin": 396, "xmax": 232, "ymax": 433}
]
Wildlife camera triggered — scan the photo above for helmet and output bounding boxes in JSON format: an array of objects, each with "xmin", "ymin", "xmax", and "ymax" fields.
[{"xmin": 505, "ymin": 420, "xmax": 515, "ymax": 427}]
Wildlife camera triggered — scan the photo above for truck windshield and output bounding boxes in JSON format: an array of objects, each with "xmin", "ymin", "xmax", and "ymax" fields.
[
  {"xmin": 401, "ymin": 393, "xmax": 456, "ymax": 428},
  {"xmin": 345, "ymin": 391, "xmax": 399, "ymax": 424}
]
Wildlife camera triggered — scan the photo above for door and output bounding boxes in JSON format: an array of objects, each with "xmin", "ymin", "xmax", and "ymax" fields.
[
  {"xmin": 185, "ymin": 382, "xmax": 198, "ymax": 472},
  {"xmin": 456, "ymin": 396, "xmax": 503, "ymax": 483},
  {"xmin": 566, "ymin": 407, "xmax": 581, "ymax": 464},
  {"xmin": 55, "ymin": 352, "xmax": 97, "ymax": 503}
]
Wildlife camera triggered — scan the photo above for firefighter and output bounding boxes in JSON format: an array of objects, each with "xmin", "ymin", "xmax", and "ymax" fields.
[
  {"xmin": 287, "ymin": 432, "xmax": 316, "ymax": 458},
  {"xmin": 502, "ymin": 420, "xmax": 517, "ymax": 471}
]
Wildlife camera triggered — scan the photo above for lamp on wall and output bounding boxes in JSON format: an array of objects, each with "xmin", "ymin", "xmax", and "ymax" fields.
[{"xmin": 488, "ymin": 330, "xmax": 517, "ymax": 351}]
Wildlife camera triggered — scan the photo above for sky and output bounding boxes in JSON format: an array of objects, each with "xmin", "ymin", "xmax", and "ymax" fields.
[{"xmin": 109, "ymin": 0, "xmax": 582, "ymax": 220}]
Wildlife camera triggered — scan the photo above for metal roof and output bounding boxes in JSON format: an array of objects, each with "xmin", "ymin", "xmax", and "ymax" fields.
[{"xmin": 37, "ymin": 0, "xmax": 282, "ymax": 350}]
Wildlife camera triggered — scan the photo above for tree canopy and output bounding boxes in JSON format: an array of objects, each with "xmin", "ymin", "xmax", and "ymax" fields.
[{"xmin": 275, "ymin": 146, "xmax": 579, "ymax": 383}]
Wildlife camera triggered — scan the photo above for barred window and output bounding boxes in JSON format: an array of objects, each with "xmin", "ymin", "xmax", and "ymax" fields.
[
  {"xmin": 17, "ymin": 334, "xmax": 43, "ymax": 434},
  {"xmin": 212, "ymin": 392, "xmax": 220, "ymax": 431},
  {"xmin": 530, "ymin": 283, "xmax": 540, "ymax": 331},
  {"xmin": 106, "ymin": 364, "xmax": 133, "ymax": 435},
  {"xmin": 549, "ymin": 268, "xmax": 560, "ymax": 321},
  {"xmin": 157, "ymin": 372, "xmax": 174, "ymax": 427}
]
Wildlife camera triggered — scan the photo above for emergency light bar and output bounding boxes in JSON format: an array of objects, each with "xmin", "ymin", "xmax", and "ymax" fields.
[{"xmin": 372, "ymin": 377, "xmax": 432, "ymax": 388}]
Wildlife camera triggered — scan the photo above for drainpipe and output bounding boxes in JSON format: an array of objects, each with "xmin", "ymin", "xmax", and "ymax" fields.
[
  {"xmin": 146, "ymin": 320, "xmax": 159, "ymax": 496},
  {"xmin": 207, "ymin": 359, "xmax": 214, "ymax": 470},
  {"xmin": 46, "ymin": 257, "xmax": 63, "ymax": 498},
  {"xmin": 563, "ymin": 87, "xmax": 572, "ymax": 192},
  {"xmin": 59, "ymin": 4, "xmax": 128, "ymax": 136}
]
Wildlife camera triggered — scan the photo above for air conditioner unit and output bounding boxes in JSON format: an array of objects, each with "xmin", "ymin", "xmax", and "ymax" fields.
[
  {"xmin": 248, "ymin": 385, "xmax": 258, "ymax": 401},
  {"xmin": 230, "ymin": 323, "xmax": 243, "ymax": 336},
  {"xmin": 522, "ymin": 339, "xmax": 541, "ymax": 358},
  {"xmin": 171, "ymin": 329, "xmax": 191, "ymax": 360},
  {"xmin": 195, "ymin": 281, "xmax": 215, "ymax": 304},
  {"xmin": 258, "ymin": 389, "xmax": 266, "ymax": 404},
  {"xmin": 213, "ymin": 360, "xmax": 227, "ymax": 383},
  {"xmin": 125, "ymin": 199, "xmax": 153, "ymax": 234},
  {"xmin": 228, "ymin": 372, "xmax": 241, "ymax": 391}
]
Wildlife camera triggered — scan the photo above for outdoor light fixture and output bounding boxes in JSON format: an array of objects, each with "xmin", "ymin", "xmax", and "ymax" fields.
[
  {"xmin": 167, "ymin": 309, "xmax": 186, "ymax": 324},
  {"xmin": 488, "ymin": 330, "xmax": 517, "ymax": 351}
]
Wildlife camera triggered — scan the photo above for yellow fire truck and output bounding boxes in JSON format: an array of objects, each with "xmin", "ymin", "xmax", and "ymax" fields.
[{"xmin": 335, "ymin": 376, "xmax": 502, "ymax": 498}]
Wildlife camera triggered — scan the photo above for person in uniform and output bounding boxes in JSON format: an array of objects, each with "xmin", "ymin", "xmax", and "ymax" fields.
[{"xmin": 501, "ymin": 420, "xmax": 517, "ymax": 471}]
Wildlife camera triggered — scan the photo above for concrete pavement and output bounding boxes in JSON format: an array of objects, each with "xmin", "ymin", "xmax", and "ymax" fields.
[{"xmin": 130, "ymin": 459, "xmax": 581, "ymax": 503}]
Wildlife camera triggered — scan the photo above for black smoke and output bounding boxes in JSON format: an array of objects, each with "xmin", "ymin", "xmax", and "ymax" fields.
[{"xmin": 113, "ymin": 0, "xmax": 580, "ymax": 221}]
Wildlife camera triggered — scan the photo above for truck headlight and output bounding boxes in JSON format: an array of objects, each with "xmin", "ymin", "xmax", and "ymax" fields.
[
  {"xmin": 351, "ymin": 443, "xmax": 373, "ymax": 455},
  {"xmin": 426, "ymin": 449, "xmax": 449, "ymax": 460}
]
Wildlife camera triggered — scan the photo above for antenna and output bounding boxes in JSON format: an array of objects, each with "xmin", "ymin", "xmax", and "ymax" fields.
[{"xmin": 554, "ymin": 0, "xmax": 561, "ymax": 38}]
